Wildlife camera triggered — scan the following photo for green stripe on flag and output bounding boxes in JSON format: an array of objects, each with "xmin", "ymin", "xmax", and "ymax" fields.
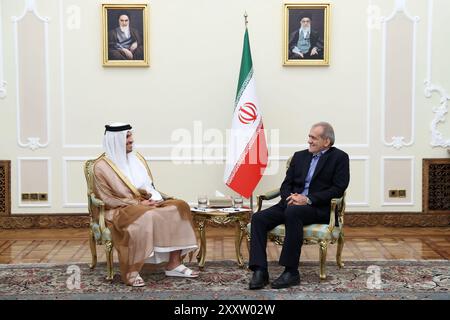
[{"xmin": 235, "ymin": 29, "xmax": 253, "ymax": 102}]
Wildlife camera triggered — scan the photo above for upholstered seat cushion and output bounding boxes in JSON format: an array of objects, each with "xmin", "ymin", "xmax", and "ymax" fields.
[{"xmin": 247, "ymin": 223, "xmax": 341, "ymax": 241}]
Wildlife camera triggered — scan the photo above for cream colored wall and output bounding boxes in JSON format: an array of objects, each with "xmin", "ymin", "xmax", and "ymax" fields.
[{"xmin": 0, "ymin": 0, "xmax": 449, "ymax": 214}]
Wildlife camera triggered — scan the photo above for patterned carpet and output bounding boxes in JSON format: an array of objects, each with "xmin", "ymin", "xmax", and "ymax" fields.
[{"xmin": 0, "ymin": 260, "xmax": 449, "ymax": 300}]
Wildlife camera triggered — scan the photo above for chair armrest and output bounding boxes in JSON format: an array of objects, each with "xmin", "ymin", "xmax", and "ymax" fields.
[
  {"xmin": 90, "ymin": 194, "xmax": 105, "ymax": 208},
  {"xmin": 256, "ymin": 188, "xmax": 281, "ymax": 212},
  {"xmin": 90, "ymin": 193, "xmax": 106, "ymax": 232},
  {"xmin": 327, "ymin": 196, "xmax": 345, "ymax": 232}
]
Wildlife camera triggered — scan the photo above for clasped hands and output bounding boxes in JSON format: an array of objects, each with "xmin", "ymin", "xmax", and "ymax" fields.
[
  {"xmin": 121, "ymin": 42, "xmax": 138, "ymax": 59},
  {"xmin": 139, "ymin": 189, "xmax": 163, "ymax": 207},
  {"xmin": 286, "ymin": 193, "xmax": 308, "ymax": 206},
  {"xmin": 293, "ymin": 46, "xmax": 319, "ymax": 58},
  {"xmin": 140, "ymin": 199, "xmax": 163, "ymax": 207}
]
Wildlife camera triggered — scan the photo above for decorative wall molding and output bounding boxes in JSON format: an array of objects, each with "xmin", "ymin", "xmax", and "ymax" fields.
[
  {"xmin": 62, "ymin": 157, "xmax": 91, "ymax": 208},
  {"xmin": 381, "ymin": 0, "xmax": 418, "ymax": 149},
  {"xmin": 424, "ymin": 0, "xmax": 450, "ymax": 148},
  {"xmin": 381, "ymin": 156, "xmax": 415, "ymax": 206},
  {"xmin": 60, "ymin": 1, "xmax": 370, "ymax": 150},
  {"xmin": 258, "ymin": 156, "xmax": 370, "ymax": 208},
  {"xmin": 0, "ymin": 1, "xmax": 7, "ymax": 99},
  {"xmin": 60, "ymin": 155, "xmax": 292, "ymax": 209},
  {"xmin": 1, "ymin": 212, "xmax": 448, "ymax": 229},
  {"xmin": 347, "ymin": 156, "xmax": 370, "ymax": 207},
  {"xmin": 17, "ymin": 157, "xmax": 51, "ymax": 208},
  {"xmin": 13, "ymin": 0, "xmax": 50, "ymax": 150}
]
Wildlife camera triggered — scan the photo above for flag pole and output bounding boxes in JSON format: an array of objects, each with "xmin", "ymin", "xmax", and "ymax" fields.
[
  {"xmin": 244, "ymin": 11, "xmax": 253, "ymax": 213},
  {"xmin": 244, "ymin": 10, "xmax": 254, "ymax": 213}
]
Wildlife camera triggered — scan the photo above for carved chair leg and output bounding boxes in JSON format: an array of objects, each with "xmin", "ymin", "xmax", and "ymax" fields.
[
  {"xmin": 336, "ymin": 233, "xmax": 345, "ymax": 268},
  {"xmin": 196, "ymin": 219, "xmax": 207, "ymax": 270},
  {"xmin": 246, "ymin": 232, "xmax": 251, "ymax": 257},
  {"xmin": 235, "ymin": 221, "xmax": 247, "ymax": 268},
  {"xmin": 319, "ymin": 240, "xmax": 328, "ymax": 280},
  {"xmin": 105, "ymin": 240, "xmax": 114, "ymax": 281},
  {"xmin": 88, "ymin": 229, "xmax": 97, "ymax": 269}
]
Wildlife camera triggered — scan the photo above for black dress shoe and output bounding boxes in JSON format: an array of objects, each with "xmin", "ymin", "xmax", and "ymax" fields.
[
  {"xmin": 249, "ymin": 270, "xmax": 269, "ymax": 290},
  {"xmin": 271, "ymin": 270, "xmax": 300, "ymax": 289}
]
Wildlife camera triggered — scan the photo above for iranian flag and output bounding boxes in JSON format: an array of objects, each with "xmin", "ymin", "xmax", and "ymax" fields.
[{"xmin": 224, "ymin": 27, "xmax": 268, "ymax": 198}]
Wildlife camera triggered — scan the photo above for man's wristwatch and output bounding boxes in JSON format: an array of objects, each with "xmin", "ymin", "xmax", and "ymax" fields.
[{"xmin": 306, "ymin": 197, "xmax": 312, "ymax": 205}]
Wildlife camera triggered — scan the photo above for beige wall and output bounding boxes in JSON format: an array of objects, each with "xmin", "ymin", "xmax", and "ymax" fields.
[{"xmin": 0, "ymin": 0, "xmax": 449, "ymax": 214}]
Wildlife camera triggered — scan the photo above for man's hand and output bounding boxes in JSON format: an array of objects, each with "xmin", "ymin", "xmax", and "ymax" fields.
[
  {"xmin": 286, "ymin": 193, "xmax": 308, "ymax": 206},
  {"xmin": 140, "ymin": 199, "xmax": 162, "ymax": 207},
  {"xmin": 129, "ymin": 41, "xmax": 138, "ymax": 52},
  {"xmin": 121, "ymin": 48, "xmax": 134, "ymax": 59},
  {"xmin": 311, "ymin": 47, "xmax": 319, "ymax": 56}
]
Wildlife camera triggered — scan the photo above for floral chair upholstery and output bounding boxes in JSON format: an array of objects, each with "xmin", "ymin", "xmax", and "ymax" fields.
[{"xmin": 246, "ymin": 157, "xmax": 346, "ymax": 280}]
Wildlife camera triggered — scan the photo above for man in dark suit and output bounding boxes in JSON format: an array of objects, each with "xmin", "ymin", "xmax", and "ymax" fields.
[
  {"xmin": 248, "ymin": 122, "xmax": 350, "ymax": 289},
  {"xmin": 288, "ymin": 14, "xmax": 324, "ymax": 60}
]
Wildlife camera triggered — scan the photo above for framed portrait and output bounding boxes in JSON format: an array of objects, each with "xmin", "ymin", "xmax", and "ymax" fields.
[
  {"xmin": 102, "ymin": 4, "xmax": 149, "ymax": 67},
  {"xmin": 283, "ymin": 3, "xmax": 330, "ymax": 66}
]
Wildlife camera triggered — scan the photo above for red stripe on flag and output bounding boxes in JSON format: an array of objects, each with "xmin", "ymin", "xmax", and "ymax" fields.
[{"xmin": 226, "ymin": 125, "xmax": 268, "ymax": 198}]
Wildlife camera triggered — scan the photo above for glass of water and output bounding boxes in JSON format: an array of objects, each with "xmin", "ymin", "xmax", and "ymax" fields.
[
  {"xmin": 233, "ymin": 196, "xmax": 243, "ymax": 209},
  {"xmin": 197, "ymin": 195, "xmax": 208, "ymax": 208}
]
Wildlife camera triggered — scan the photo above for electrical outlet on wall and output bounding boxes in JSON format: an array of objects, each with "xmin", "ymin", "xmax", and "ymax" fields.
[
  {"xmin": 29, "ymin": 193, "xmax": 39, "ymax": 201},
  {"xmin": 389, "ymin": 190, "xmax": 399, "ymax": 197},
  {"xmin": 39, "ymin": 193, "xmax": 48, "ymax": 201}
]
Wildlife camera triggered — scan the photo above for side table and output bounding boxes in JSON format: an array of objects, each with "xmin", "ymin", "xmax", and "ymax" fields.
[{"xmin": 191, "ymin": 208, "xmax": 251, "ymax": 269}]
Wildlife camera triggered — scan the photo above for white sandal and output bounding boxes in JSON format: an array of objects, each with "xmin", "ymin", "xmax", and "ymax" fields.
[
  {"xmin": 165, "ymin": 264, "xmax": 199, "ymax": 278},
  {"xmin": 129, "ymin": 274, "xmax": 145, "ymax": 287}
]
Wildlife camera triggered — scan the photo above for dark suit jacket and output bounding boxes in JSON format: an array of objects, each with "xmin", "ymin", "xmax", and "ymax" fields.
[{"xmin": 279, "ymin": 147, "xmax": 350, "ymax": 219}]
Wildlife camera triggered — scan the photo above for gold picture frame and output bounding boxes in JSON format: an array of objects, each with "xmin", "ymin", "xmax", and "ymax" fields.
[
  {"xmin": 102, "ymin": 4, "xmax": 149, "ymax": 67},
  {"xmin": 283, "ymin": 3, "xmax": 330, "ymax": 66}
]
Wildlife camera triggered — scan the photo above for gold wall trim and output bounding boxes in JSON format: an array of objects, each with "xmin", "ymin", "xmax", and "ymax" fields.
[
  {"xmin": 0, "ymin": 161, "xmax": 11, "ymax": 216},
  {"xmin": 0, "ymin": 215, "xmax": 89, "ymax": 229},
  {"xmin": 345, "ymin": 212, "xmax": 450, "ymax": 227}
]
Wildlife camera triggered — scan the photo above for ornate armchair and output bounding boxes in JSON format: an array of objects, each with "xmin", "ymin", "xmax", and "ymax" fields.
[
  {"xmin": 247, "ymin": 157, "xmax": 346, "ymax": 280},
  {"xmin": 83, "ymin": 152, "xmax": 172, "ymax": 280}
]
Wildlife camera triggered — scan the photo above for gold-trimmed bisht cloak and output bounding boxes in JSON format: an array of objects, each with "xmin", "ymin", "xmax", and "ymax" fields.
[{"xmin": 92, "ymin": 155, "xmax": 197, "ymax": 285}]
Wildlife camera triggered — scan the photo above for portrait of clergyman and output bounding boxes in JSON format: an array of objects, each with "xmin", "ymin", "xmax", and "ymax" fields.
[
  {"xmin": 102, "ymin": 4, "xmax": 149, "ymax": 67},
  {"xmin": 284, "ymin": 4, "xmax": 330, "ymax": 66}
]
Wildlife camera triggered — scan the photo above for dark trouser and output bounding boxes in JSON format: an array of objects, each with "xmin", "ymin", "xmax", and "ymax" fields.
[{"xmin": 249, "ymin": 203, "xmax": 329, "ymax": 271}]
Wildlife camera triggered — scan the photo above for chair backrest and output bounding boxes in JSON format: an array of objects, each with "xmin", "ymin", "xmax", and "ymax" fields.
[
  {"xmin": 286, "ymin": 156, "xmax": 293, "ymax": 171},
  {"xmin": 329, "ymin": 191, "xmax": 346, "ymax": 228},
  {"xmin": 83, "ymin": 152, "xmax": 157, "ymax": 211},
  {"xmin": 336, "ymin": 192, "xmax": 346, "ymax": 227},
  {"xmin": 83, "ymin": 154, "xmax": 104, "ymax": 219}
]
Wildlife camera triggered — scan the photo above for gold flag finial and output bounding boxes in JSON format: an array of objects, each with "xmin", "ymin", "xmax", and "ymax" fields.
[{"xmin": 244, "ymin": 11, "xmax": 248, "ymax": 27}]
